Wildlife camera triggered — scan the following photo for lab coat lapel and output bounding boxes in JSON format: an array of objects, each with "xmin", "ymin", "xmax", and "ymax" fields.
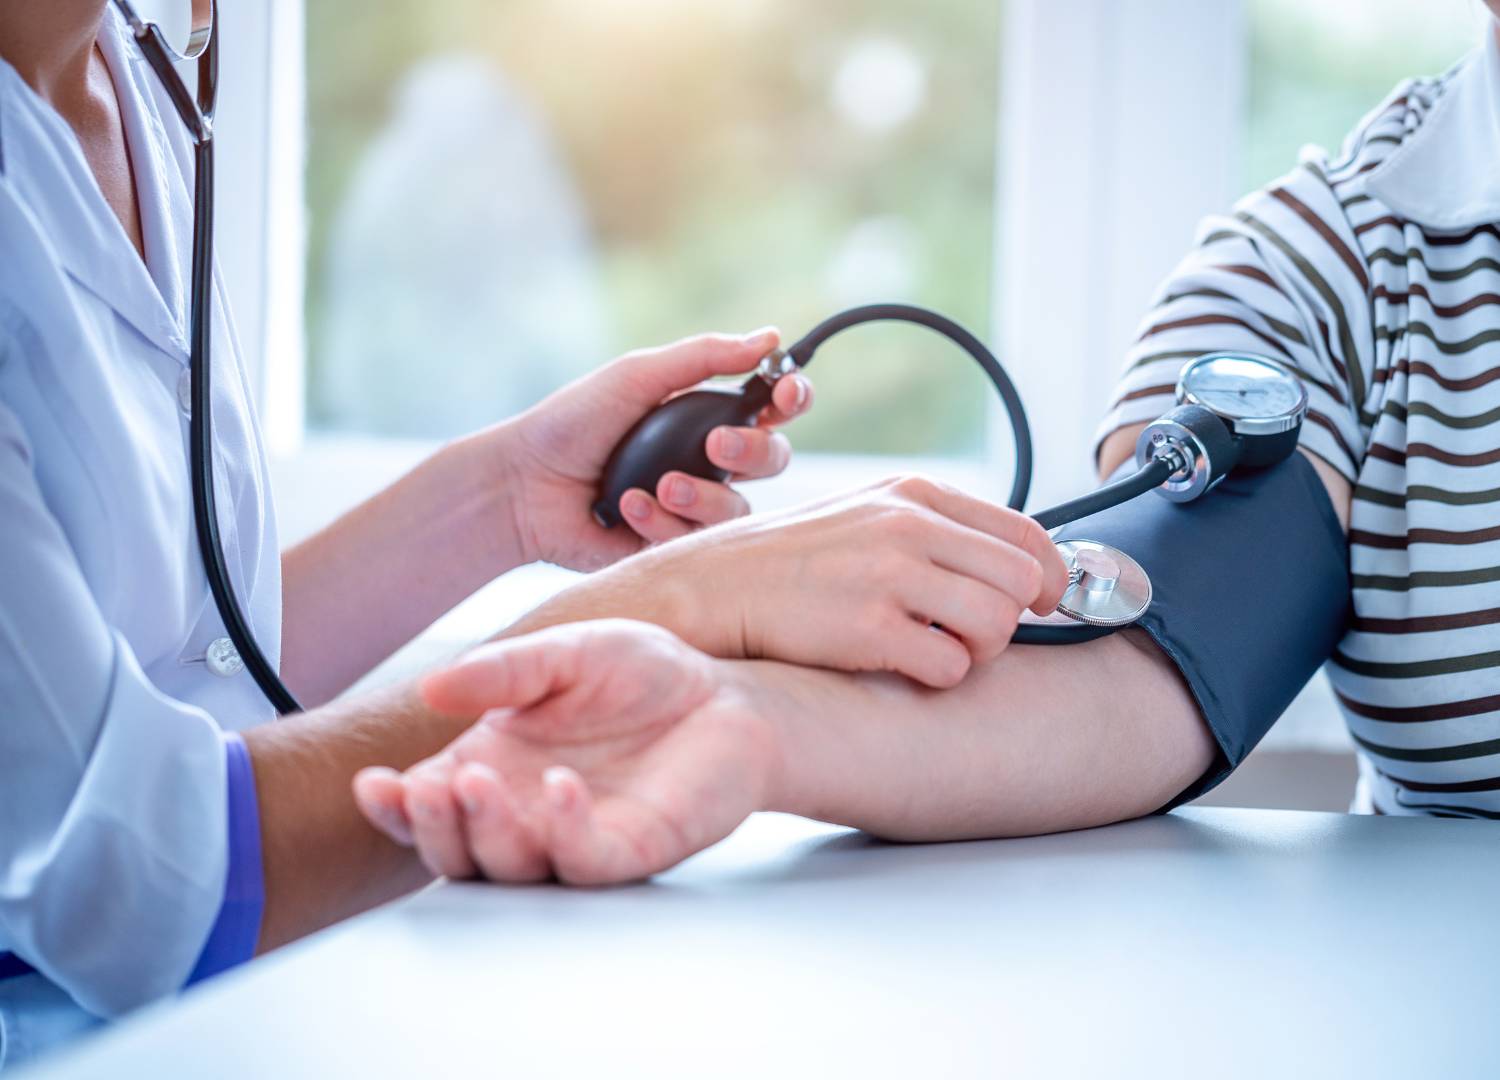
[
  {"xmin": 0, "ymin": 41, "xmax": 188, "ymax": 363},
  {"xmin": 98, "ymin": 15, "xmax": 194, "ymax": 349}
]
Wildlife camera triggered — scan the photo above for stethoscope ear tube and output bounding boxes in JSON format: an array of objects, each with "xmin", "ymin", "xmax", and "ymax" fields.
[{"xmin": 185, "ymin": 135, "xmax": 301, "ymax": 715}]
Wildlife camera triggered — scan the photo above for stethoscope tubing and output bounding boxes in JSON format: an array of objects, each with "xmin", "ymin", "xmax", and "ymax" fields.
[
  {"xmin": 787, "ymin": 303, "xmax": 1034, "ymax": 514},
  {"xmin": 133, "ymin": 11, "xmax": 304, "ymax": 714}
]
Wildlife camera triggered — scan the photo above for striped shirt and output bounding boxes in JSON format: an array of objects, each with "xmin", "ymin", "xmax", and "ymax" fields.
[{"xmin": 1096, "ymin": 25, "xmax": 1500, "ymax": 819}]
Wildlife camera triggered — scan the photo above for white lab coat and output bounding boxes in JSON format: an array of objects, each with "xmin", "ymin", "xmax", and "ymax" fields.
[{"xmin": 0, "ymin": 7, "xmax": 280, "ymax": 1063}]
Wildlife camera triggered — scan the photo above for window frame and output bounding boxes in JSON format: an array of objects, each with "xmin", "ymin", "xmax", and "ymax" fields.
[{"xmin": 213, "ymin": 0, "xmax": 305, "ymax": 457}]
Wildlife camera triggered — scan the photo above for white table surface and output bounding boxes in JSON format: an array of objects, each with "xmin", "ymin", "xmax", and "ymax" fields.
[{"xmin": 28, "ymin": 808, "xmax": 1500, "ymax": 1079}]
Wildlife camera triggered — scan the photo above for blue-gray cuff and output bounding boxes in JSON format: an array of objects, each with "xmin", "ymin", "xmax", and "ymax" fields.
[{"xmin": 1050, "ymin": 451, "xmax": 1351, "ymax": 809}]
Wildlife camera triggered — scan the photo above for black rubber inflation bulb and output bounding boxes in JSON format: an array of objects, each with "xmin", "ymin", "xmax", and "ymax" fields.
[{"xmin": 591, "ymin": 365, "xmax": 780, "ymax": 528}]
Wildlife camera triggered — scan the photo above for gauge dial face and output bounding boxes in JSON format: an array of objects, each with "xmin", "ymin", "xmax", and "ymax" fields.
[{"xmin": 1180, "ymin": 355, "xmax": 1305, "ymax": 421}]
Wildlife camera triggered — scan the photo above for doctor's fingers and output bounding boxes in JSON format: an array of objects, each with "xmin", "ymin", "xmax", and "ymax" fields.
[
  {"xmin": 617, "ymin": 488, "xmax": 696, "ymax": 544},
  {"xmin": 873, "ymin": 616, "xmax": 976, "ymax": 691},
  {"xmin": 922, "ymin": 520, "xmax": 1057, "ymax": 615},
  {"xmin": 706, "ymin": 426, "xmax": 792, "ymax": 481},
  {"xmin": 654, "ymin": 470, "xmax": 753, "ymax": 526},
  {"xmin": 899, "ymin": 569, "xmax": 1025, "ymax": 672},
  {"xmin": 621, "ymin": 479, "xmax": 750, "ymax": 542},
  {"xmin": 614, "ymin": 329, "xmax": 781, "ymax": 405},
  {"xmin": 896, "ymin": 479, "xmax": 1069, "ymax": 613},
  {"xmin": 453, "ymin": 762, "xmax": 552, "ymax": 882},
  {"xmin": 761, "ymin": 372, "xmax": 815, "ymax": 427}
]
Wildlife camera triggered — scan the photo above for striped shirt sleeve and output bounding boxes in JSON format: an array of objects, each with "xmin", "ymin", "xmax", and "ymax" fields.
[{"xmin": 1095, "ymin": 157, "xmax": 1375, "ymax": 480}]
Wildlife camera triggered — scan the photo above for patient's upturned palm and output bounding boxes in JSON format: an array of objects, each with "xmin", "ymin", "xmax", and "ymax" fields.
[{"xmin": 427, "ymin": 622, "xmax": 769, "ymax": 883}]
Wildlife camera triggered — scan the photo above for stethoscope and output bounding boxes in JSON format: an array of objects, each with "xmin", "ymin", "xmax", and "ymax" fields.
[
  {"xmin": 118, "ymin": 0, "xmax": 1309, "ymax": 717},
  {"xmin": 115, "ymin": 0, "xmax": 302, "ymax": 711}
]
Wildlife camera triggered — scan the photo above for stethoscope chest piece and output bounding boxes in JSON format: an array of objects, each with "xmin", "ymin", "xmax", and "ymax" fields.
[{"xmin": 1053, "ymin": 540, "xmax": 1152, "ymax": 628}]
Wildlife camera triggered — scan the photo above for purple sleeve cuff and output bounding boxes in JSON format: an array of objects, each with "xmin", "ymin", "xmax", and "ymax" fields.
[{"xmin": 186, "ymin": 732, "xmax": 265, "ymax": 986}]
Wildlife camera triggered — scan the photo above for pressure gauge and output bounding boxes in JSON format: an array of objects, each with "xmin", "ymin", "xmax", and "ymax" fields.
[
  {"xmin": 1135, "ymin": 353, "xmax": 1308, "ymax": 502},
  {"xmin": 1177, "ymin": 353, "xmax": 1308, "ymax": 456}
]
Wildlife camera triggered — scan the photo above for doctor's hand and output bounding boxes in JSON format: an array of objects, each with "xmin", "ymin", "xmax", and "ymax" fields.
[
  {"xmin": 352, "ymin": 621, "xmax": 772, "ymax": 885},
  {"xmin": 512, "ymin": 475, "xmax": 1071, "ymax": 690},
  {"xmin": 493, "ymin": 329, "xmax": 813, "ymax": 572}
]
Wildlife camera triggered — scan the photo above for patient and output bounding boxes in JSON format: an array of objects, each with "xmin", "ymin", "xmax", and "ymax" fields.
[{"xmin": 358, "ymin": 8, "xmax": 1500, "ymax": 877}]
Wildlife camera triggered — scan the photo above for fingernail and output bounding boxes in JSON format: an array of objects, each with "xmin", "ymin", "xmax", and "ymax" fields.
[
  {"xmin": 742, "ymin": 325, "xmax": 777, "ymax": 346},
  {"xmin": 459, "ymin": 787, "xmax": 483, "ymax": 817},
  {"xmin": 666, "ymin": 477, "xmax": 696, "ymax": 507},
  {"xmin": 716, "ymin": 428, "xmax": 744, "ymax": 461},
  {"xmin": 623, "ymin": 492, "xmax": 650, "ymax": 520},
  {"xmin": 793, "ymin": 376, "xmax": 809, "ymax": 410},
  {"xmin": 413, "ymin": 797, "xmax": 440, "ymax": 821}
]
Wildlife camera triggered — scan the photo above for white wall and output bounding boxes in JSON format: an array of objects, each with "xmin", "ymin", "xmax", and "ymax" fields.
[{"xmin": 995, "ymin": 0, "xmax": 1246, "ymax": 507}]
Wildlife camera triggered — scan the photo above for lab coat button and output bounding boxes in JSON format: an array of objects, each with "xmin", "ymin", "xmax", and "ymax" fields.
[
  {"xmin": 176, "ymin": 370, "xmax": 193, "ymax": 416},
  {"xmin": 205, "ymin": 637, "xmax": 243, "ymax": 677}
]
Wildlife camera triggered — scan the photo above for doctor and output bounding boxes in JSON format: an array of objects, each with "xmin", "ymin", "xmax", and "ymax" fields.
[{"xmin": 0, "ymin": 0, "xmax": 1072, "ymax": 1065}]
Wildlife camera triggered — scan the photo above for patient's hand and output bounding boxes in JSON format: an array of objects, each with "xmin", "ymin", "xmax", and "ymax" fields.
[
  {"xmin": 510, "ymin": 475, "xmax": 1070, "ymax": 689},
  {"xmin": 352, "ymin": 621, "xmax": 773, "ymax": 885}
]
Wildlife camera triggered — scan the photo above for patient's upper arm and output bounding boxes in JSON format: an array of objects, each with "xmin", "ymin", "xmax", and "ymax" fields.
[{"xmin": 1060, "ymin": 424, "xmax": 1351, "ymax": 815}]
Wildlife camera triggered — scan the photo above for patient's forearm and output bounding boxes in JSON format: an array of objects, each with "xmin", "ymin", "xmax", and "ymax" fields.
[{"xmin": 750, "ymin": 631, "xmax": 1215, "ymax": 840}]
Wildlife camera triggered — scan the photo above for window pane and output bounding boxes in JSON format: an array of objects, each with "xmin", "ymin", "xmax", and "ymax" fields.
[
  {"xmin": 304, "ymin": 0, "xmax": 1002, "ymax": 456},
  {"xmin": 1246, "ymin": 0, "xmax": 1483, "ymax": 190}
]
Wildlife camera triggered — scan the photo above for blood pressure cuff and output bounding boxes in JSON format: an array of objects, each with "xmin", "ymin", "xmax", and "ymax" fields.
[{"xmin": 1050, "ymin": 451, "xmax": 1350, "ymax": 810}]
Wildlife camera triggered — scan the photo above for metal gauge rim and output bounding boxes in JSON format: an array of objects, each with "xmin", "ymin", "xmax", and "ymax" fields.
[
  {"xmin": 1176, "ymin": 352, "xmax": 1309, "ymax": 438},
  {"xmin": 1054, "ymin": 540, "xmax": 1152, "ymax": 628}
]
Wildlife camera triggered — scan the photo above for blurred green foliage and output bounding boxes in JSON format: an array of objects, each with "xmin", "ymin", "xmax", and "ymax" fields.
[
  {"xmin": 305, "ymin": 0, "xmax": 1001, "ymax": 455},
  {"xmin": 1246, "ymin": 0, "xmax": 1479, "ymax": 188}
]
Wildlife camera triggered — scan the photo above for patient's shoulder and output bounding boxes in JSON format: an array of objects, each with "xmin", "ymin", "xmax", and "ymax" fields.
[
  {"xmin": 1225, "ymin": 67, "xmax": 1457, "ymax": 228},
  {"xmin": 1317, "ymin": 72, "xmax": 1451, "ymax": 187},
  {"xmin": 1206, "ymin": 68, "xmax": 1462, "ymax": 291}
]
